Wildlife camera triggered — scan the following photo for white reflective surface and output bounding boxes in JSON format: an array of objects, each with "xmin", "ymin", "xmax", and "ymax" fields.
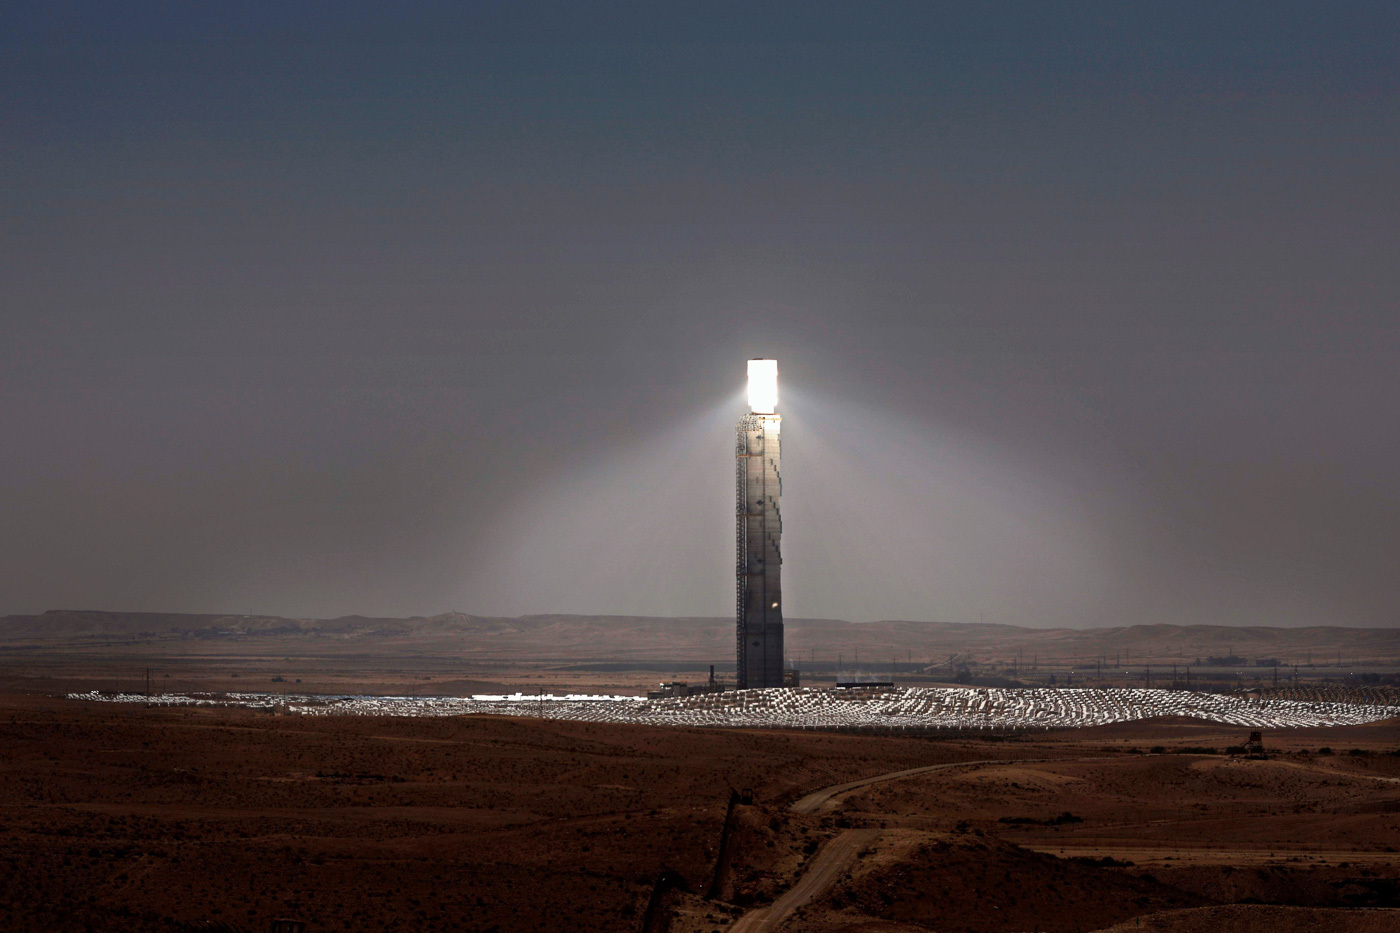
[
  {"xmin": 70, "ymin": 686, "xmax": 1400, "ymax": 731},
  {"xmin": 748, "ymin": 358, "xmax": 778, "ymax": 413}
]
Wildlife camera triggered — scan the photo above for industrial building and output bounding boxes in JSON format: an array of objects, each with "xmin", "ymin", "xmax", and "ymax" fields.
[
  {"xmin": 736, "ymin": 359, "xmax": 786, "ymax": 689},
  {"xmin": 647, "ymin": 666, "xmax": 726, "ymax": 699}
]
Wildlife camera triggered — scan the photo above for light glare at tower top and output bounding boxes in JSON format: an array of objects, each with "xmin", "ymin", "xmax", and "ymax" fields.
[{"xmin": 748, "ymin": 359, "xmax": 778, "ymax": 413}]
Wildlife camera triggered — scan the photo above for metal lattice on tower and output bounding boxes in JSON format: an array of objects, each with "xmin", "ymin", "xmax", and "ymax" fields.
[{"xmin": 736, "ymin": 359, "xmax": 783, "ymax": 690}]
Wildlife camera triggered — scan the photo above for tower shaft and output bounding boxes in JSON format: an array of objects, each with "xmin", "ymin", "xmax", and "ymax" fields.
[{"xmin": 736, "ymin": 412, "xmax": 783, "ymax": 689}]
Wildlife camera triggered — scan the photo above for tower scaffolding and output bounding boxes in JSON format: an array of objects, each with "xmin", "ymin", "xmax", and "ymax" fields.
[{"xmin": 736, "ymin": 360, "xmax": 784, "ymax": 689}]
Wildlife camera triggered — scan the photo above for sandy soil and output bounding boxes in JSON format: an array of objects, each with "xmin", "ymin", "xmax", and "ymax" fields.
[
  {"xmin": 0, "ymin": 691, "xmax": 1016, "ymax": 932},
  {"xmin": 732, "ymin": 718, "xmax": 1400, "ymax": 932},
  {"xmin": 6, "ymin": 612, "xmax": 1400, "ymax": 699},
  {"xmin": 7, "ymin": 611, "xmax": 1400, "ymax": 671},
  {"xmin": 4, "ymin": 687, "xmax": 1400, "ymax": 932},
  {"xmin": 1090, "ymin": 904, "xmax": 1400, "ymax": 932}
]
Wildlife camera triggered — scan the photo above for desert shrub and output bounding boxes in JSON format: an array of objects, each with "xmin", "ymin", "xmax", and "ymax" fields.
[{"xmin": 1072, "ymin": 855, "xmax": 1133, "ymax": 867}]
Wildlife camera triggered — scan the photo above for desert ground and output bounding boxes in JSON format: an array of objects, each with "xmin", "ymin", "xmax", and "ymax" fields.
[
  {"xmin": 3, "ymin": 689, "xmax": 1400, "ymax": 932},
  {"xmin": 3, "ymin": 613, "xmax": 1400, "ymax": 931},
  {"xmin": 6, "ymin": 611, "xmax": 1400, "ymax": 698}
]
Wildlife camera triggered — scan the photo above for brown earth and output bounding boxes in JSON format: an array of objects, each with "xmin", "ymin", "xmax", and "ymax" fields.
[
  {"xmin": 5, "ymin": 610, "xmax": 1400, "ymax": 672},
  {"xmin": 4, "ymin": 687, "xmax": 1400, "ymax": 932},
  {"xmin": 797, "ymin": 829, "xmax": 1205, "ymax": 932},
  {"xmin": 7, "ymin": 611, "xmax": 1400, "ymax": 703},
  {"xmin": 753, "ymin": 722, "xmax": 1400, "ymax": 932},
  {"xmin": 1091, "ymin": 904, "xmax": 1400, "ymax": 932},
  {"xmin": 0, "ymin": 690, "xmax": 1034, "ymax": 933}
]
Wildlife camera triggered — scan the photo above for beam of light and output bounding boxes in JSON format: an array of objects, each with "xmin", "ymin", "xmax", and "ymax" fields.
[
  {"xmin": 774, "ymin": 385, "xmax": 1129, "ymax": 626},
  {"xmin": 456, "ymin": 393, "xmax": 745, "ymax": 618},
  {"xmin": 748, "ymin": 358, "xmax": 778, "ymax": 413}
]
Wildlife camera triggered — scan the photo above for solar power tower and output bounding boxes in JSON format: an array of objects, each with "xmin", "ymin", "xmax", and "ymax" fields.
[{"xmin": 736, "ymin": 359, "xmax": 784, "ymax": 689}]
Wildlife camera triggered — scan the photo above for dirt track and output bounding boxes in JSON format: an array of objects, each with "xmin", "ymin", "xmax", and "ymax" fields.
[
  {"xmin": 0, "ymin": 693, "xmax": 957, "ymax": 933},
  {"xmin": 728, "ymin": 742, "xmax": 1400, "ymax": 932},
  {"xmin": 729, "ymin": 829, "xmax": 879, "ymax": 932},
  {"xmin": 733, "ymin": 758, "xmax": 1065, "ymax": 930},
  {"xmin": 790, "ymin": 757, "xmax": 1051, "ymax": 814},
  {"xmin": 5, "ymin": 690, "xmax": 1399, "ymax": 932}
]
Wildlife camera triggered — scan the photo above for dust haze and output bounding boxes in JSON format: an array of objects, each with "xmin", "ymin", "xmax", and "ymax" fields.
[{"xmin": 3, "ymin": 6, "xmax": 1398, "ymax": 626}]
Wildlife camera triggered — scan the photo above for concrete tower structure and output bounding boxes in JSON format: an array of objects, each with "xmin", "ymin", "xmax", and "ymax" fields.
[{"xmin": 736, "ymin": 359, "xmax": 784, "ymax": 689}]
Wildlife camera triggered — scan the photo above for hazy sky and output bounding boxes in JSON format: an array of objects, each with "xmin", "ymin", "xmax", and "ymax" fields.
[{"xmin": 3, "ymin": 4, "xmax": 1397, "ymax": 627}]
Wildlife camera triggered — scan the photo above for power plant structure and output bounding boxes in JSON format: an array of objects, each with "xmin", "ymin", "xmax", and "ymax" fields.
[{"xmin": 736, "ymin": 359, "xmax": 788, "ymax": 689}]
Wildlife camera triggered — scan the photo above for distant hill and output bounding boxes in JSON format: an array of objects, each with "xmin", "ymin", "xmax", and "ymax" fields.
[{"xmin": 2, "ymin": 609, "xmax": 1398, "ymax": 665}]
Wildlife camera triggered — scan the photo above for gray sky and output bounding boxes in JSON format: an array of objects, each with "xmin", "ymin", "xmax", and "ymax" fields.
[{"xmin": 3, "ymin": 3, "xmax": 1397, "ymax": 626}]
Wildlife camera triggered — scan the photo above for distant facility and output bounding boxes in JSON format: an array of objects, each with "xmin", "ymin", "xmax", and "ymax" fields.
[
  {"xmin": 648, "ymin": 666, "xmax": 726, "ymax": 699},
  {"xmin": 736, "ymin": 359, "xmax": 786, "ymax": 689},
  {"xmin": 836, "ymin": 673, "xmax": 896, "ymax": 689}
]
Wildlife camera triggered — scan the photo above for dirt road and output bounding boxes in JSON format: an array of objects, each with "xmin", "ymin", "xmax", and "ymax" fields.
[
  {"xmin": 729, "ymin": 745, "xmax": 1400, "ymax": 931},
  {"xmin": 1024, "ymin": 845, "xmax": 1400, "ymax": 867},
  {"xmin": 790, "ymin": 757, "xmax": 1055, "ymax": 814},
  {"xmin": 729, "ymin": 758, "xmax": 1044, "ymax": 930},
  {"xmin": 730, "ymin": 755, "xmax": 1114, "ymax": 930},
  {"xmin": 728, "ymin": 828, "xmax": 880, "ymax": 932}
]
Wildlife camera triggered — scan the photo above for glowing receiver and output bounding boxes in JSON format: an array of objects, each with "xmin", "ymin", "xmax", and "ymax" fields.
[{"xmin": 747, "ymin": 358, "xmax": 778, "ymax": 414}]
